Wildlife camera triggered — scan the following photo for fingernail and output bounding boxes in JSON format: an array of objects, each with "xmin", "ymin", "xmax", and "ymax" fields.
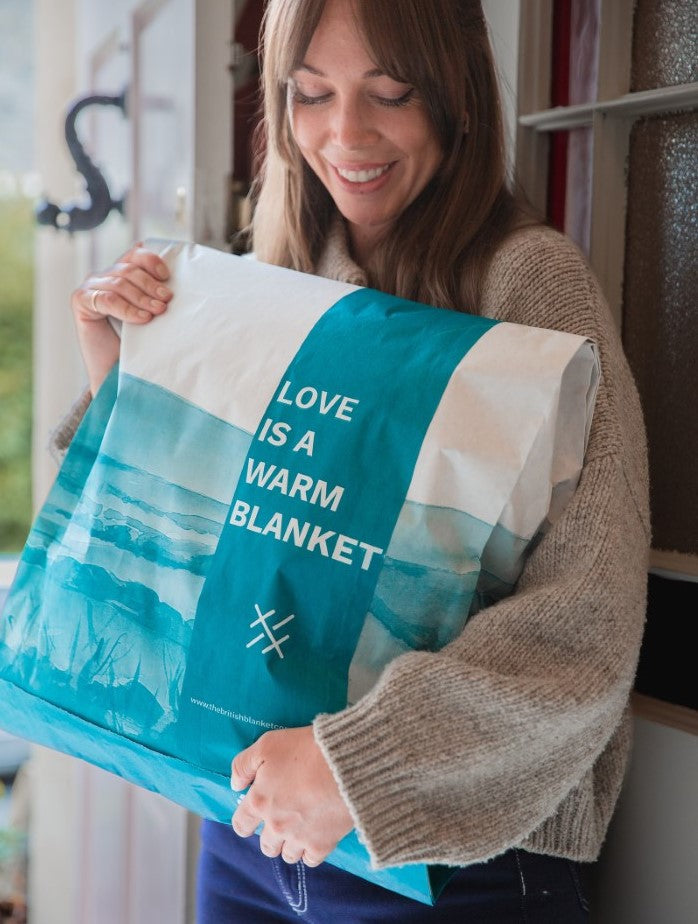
[
  {"xmin": 150, "ymin": 299, "xmax": 165, "ymax": 310},
  {"xmin": 156, "ymin": 285, "xmax": 170, "ymax": 299},
  {"xmin": 156, "ymin": 264, "xmax": 169, "ymax": 280},
  {"xmin": 138, "ymin": 309, "xmax": 151, "ymax": 319}
]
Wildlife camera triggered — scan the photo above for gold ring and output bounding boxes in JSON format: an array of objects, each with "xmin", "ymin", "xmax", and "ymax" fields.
[{"xmin": 89, "ymin": 289, "xmax": 102, "ymax": 314}]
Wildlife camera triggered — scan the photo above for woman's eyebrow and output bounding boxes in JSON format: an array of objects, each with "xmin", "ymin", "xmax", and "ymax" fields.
[{"xmin": 294, "ymin": 63, "xmax": 387, "ymax": 79}]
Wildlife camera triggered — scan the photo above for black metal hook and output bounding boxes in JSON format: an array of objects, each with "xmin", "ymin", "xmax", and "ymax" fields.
[{"xmin": 36, "ymin": 88, "xmax": 128, "ymax": 233}]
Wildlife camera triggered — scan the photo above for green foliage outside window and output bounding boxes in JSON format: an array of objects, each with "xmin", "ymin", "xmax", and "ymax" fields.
[{"xmin": 0, "ymin": 196, "xmax": 33, "ymax": 553}]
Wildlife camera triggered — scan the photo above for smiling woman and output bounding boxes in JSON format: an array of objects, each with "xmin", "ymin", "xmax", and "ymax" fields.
[
  {"xmin": 253, "ymin": 0, "xmax": 515, "ymax": 309},
  {"xmin": 53, "ymin": 0, "xmax": 649, "ymax": 920},
  {"xmin": 286, "ymin": 1, "xmax": 443, "ymax": 266}
]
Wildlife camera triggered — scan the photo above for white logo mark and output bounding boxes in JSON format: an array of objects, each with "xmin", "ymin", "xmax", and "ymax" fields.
[{"xmin": 246, "ymin": 603, "xmax": 295, "ymax": 659}]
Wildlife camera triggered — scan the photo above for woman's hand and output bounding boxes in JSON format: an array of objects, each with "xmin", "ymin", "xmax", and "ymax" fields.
[
  {"xmin": 71, "ymin": 242, "xmax": 172, "ymax": 396},
  {"xmin": 231, "ymin": 726, "xmax": 354, "ymax": 866}
]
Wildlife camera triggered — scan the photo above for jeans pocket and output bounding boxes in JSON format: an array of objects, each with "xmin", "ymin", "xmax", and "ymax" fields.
[
  {"xmin": 271, "ymin": 857, "xmax": 311, "ymax": 917},
  {"xmin": 515, "ymin": 850, "xmax": 590, "ymax": 922},
  {"xmin": 566, "ymin": 861, "xmax": 591, "ymax": 914}
]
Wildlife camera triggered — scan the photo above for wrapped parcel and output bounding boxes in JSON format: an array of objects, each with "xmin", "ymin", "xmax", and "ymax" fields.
[{"xmin": 0, "ymin": 240, "xmax": 599, "ymax": 903}]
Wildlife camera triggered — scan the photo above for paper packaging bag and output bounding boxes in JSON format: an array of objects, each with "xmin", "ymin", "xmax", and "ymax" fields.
[{"xmin": 0, "ymin": 240, "xmax": 599, "ymax": 905}]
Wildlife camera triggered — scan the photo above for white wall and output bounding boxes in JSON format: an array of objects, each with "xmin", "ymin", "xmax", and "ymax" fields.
[
  {"xmin": 483, "ymin": 0, "xmax": 521, "ymax": 173},
  {"xmin": 31, "ymin": 5, "xmax": 88, "ymax": 921},
  {"xmin": 33, "ymin": 0, "xmax": 85, "ymax": 509},
  {"xmin": 592, "ymin": 717, "xmax": 698, "ymax": 924}
]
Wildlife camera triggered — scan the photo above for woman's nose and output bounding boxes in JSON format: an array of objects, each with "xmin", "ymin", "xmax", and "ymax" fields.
[{"xmin": 331, "ymin": 96, "xmax": 380, "ymax": 149}]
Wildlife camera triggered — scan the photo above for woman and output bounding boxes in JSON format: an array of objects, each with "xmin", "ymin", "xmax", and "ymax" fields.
[{"xmin": 66, "ymin": 1, "xmax": 649, "ymax": 920}]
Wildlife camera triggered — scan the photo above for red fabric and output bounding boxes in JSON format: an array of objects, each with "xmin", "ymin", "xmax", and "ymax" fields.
[
  {"xmin": 234, "ymin": 0, "xmax": 265, "ymax": 183},
  {"xmin": 547, "ymin": 0, "xmax": 572, "ymax": 232},
  {"xmin": 234, "ymin": 0, "xmax": 264, "ymax": 53}
]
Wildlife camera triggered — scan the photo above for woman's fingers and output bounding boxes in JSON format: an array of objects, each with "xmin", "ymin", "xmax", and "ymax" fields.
[
  {"xmin": 84, "ymin": 274, "xmax": 170, "ymax": 322},
  {"xmin": 281, "ymin": 845, "xmax": 305, "ymax": 865},
  {"xmin": 259, "ymin": 835, "xmax": 284, "ymax": 858},
  {"xmin": 70, "ymin": 241, "xmax": 171, "ymax": 396},
  {"xmin": 73, "ymin": 250, "xmax": 173, "ymax": 325},
  {"xmin": 115, "ymin": 244, "xmax": 170, "ymax": 282},
  {"xmin": 301, "ymin": 851, "xmax": 324, "ymax": 868},
  {"xmin": 110, "ymin": 262, "xmax": 172, "ymax": 301},
  {"xmin": 81, "ymin": 288, "xmax": 156, "ymax": 324},
  {"xmin": 229, "ymin": 727, "xmax": 352, "ymax": 869},
  {"xmin": 230, "ymin": 799, "xmax": 262, "ymax": 839}
]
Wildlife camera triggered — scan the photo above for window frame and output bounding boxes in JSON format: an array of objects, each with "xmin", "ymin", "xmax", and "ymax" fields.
[
  {"xmin": 516, "ymin": 0, "xmax": 698, "ymax": 324},
  {"xmin": 516, "ymin": 0, "xmax": 698, "ymax": 733},
  {"xmin": 516, "ymin": 0, "xmax": 698, "ymax": 585}
]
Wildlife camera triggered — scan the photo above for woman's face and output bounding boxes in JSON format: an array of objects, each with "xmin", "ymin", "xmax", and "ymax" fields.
[{"xmin": 287, "ymin": 0, "xmax": 443, "ymax": 263}]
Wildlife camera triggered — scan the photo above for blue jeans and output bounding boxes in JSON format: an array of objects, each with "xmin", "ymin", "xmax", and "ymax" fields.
[{"xmin": 196, "ymin": 820, "xmax": 590, "ymax": 923}]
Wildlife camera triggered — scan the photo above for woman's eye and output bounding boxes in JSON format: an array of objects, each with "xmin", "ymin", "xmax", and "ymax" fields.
[
  {"xmin": 290, "ymin": 89, "xmax": 331, "ymax": 106},
  {"xmin": 375, "ymin": 89, "xmax": 415, "ymax": 108}
]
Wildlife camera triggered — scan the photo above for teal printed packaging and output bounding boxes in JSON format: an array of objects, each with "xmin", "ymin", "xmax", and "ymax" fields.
[{"xmin": 0, "ymin": 240, "xmax": 599, "ymax": 903}]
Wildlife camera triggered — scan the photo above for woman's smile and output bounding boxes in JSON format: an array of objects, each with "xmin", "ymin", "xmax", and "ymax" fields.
[
  {"xmin": 331, "ymin": 161, "xmax": 395, "ymax": 188},
  {"xmin": 288, "ymin": 0, "xmax": 442, "ymax": 264}
]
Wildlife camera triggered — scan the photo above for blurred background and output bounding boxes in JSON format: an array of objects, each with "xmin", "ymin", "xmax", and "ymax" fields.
[
  {"xmin": 1, "ymin": 1, "xmax": 35, "ymax": 918},
  {"xmin": 0, "ymin": 0, "xmax": 35, "ymax": 555}
]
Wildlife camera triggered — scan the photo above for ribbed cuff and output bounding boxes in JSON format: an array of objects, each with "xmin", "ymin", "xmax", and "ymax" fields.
[
  {"xmin": 48, "ymin": 387, "xmax": 92, "ymax": 462},
  {"xmin": 313, "ymin": 693, "xmax": 436, "ymax": 869}
]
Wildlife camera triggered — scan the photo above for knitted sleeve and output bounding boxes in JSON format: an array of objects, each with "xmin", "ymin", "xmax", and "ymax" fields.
[
  {"xmin": 313, "ymin": 227, "xmax": 650, "ymax": 868},
  {"xmin": 48, "ymin": 387, "xmax": 92, "ymax": 463}
]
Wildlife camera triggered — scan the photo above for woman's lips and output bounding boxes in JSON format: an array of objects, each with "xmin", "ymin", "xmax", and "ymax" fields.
[
  {"xmin": 331, "ymin": 161, "xmax": 395, "ymax": 190},
  {"xmin": 335, "ymin": 163, "xmax": 391, "ymax": 183}
]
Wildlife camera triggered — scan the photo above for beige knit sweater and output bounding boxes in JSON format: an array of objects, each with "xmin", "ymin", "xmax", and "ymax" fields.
[
  {"xmin": 312, "ymin": 220, "xmax": 650, "ymax": 870},
  {"xmin": 52, "ymin": 223, "xmax": 650, "ymax": 872}
]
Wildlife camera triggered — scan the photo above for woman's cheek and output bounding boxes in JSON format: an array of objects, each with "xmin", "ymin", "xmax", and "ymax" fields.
[{"xmin": 289, "ymin": 109, "xmax": 317, "ymax": 153}]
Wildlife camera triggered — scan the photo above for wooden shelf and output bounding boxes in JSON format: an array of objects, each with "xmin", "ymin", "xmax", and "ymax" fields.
[{"xmin": 632, "ymin": 692, "xmax": 698, "ymax": 736}]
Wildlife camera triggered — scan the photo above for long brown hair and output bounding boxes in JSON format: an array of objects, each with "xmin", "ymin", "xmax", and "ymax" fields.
[{"xmin": 251, "ymin": 0, "xmax": 534, "ymax": 312}]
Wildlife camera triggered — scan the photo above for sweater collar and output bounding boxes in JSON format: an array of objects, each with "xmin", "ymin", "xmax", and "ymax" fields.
[{"xmin": 314, "ymin": 215, "xmax": 368, "ymax": 288}]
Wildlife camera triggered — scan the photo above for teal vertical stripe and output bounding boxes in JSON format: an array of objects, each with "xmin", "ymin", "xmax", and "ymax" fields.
[{"xmin": 178, "ymin": 288, "xmax": 498, "ymax": 772}]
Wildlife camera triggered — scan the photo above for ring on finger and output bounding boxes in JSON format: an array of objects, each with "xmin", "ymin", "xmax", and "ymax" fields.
[{"xmin": 89, "ymin": 289, "xmax": 103, "ymax": 314}]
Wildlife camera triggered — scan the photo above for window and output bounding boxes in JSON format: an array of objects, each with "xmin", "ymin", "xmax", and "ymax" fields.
[{"xmin": 517, "ymin": 0, "xmax": 698, "ymax": 720}]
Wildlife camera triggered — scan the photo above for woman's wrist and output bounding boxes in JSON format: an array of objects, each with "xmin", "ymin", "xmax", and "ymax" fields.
[{"xmin": 73, "ymin": 315, "xmax": 120, "ymax": 396}]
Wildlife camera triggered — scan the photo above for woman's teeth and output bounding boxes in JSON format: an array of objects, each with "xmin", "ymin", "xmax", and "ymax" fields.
[{"xmin": 336, "ymin": 164, "xmax": 390, "ymax": 183}]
